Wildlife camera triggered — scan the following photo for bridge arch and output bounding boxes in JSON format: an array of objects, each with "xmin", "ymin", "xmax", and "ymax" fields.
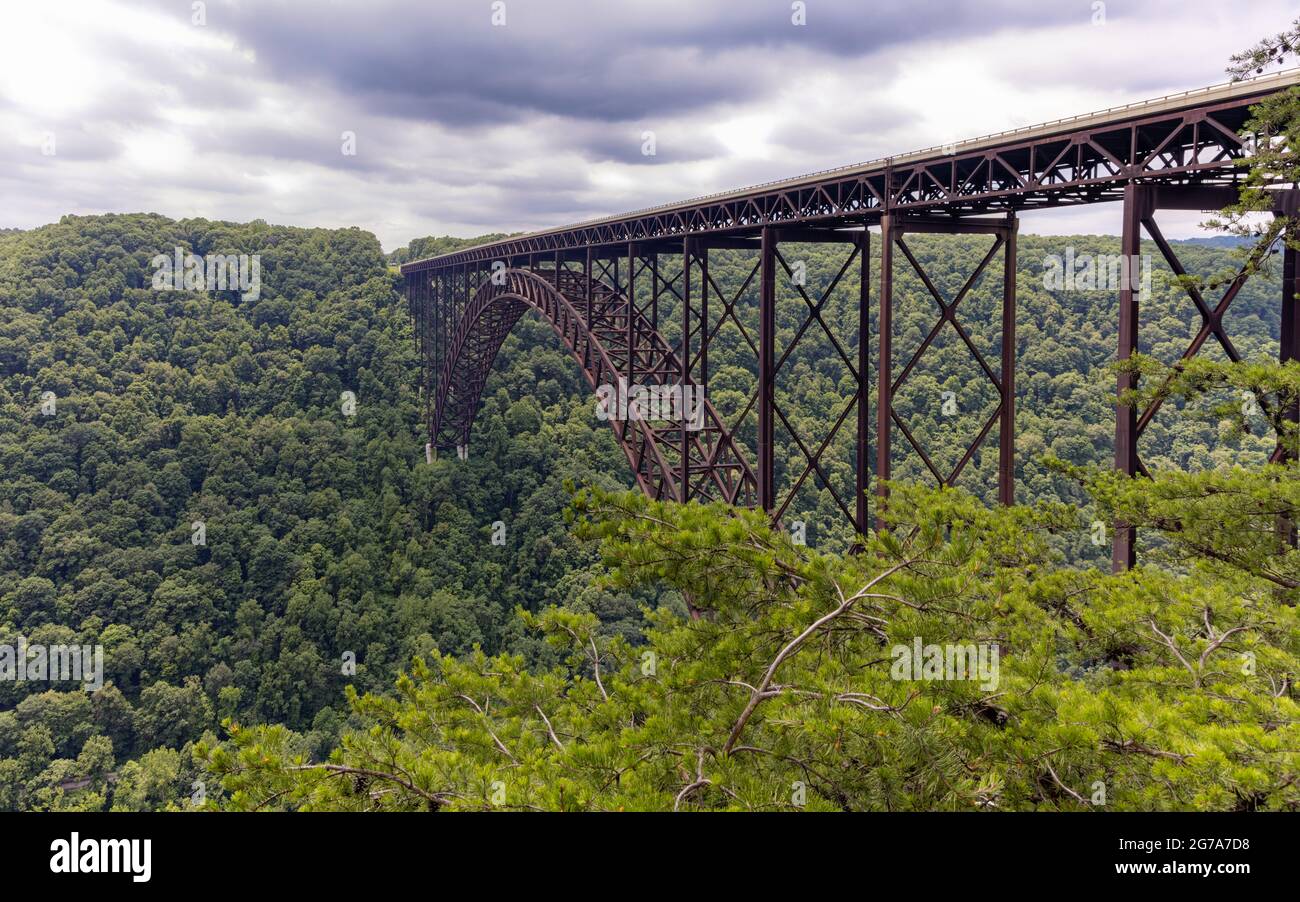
[{"xmin": 431, "ymin": 267, "xmax": 756, "ymax": 506}]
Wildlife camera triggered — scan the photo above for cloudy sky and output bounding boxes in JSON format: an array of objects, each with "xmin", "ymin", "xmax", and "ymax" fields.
[{"xmin": 1, "ymin": 0, "xmax": 1295, "ymax": 250}]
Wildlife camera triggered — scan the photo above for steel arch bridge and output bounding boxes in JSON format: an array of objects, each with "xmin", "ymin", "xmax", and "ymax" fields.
[
  {"xmin": 431, "ymin": 265, "xmax": 757, "ymax": 506},
  {"xmin": 404, "ymin": 68, "xmax": 1300, "ymax": 570}
]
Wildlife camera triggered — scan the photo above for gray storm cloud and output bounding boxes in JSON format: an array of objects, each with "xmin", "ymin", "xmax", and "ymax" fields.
[{"xmin": 1, "ymin": 0, "xmax": 1294, "ymax": 247}]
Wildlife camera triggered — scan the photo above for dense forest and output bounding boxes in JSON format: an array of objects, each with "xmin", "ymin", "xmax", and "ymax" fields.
[{"xmin": 0, "ymin": 211, "xmax": 1293, "ymax": 810}]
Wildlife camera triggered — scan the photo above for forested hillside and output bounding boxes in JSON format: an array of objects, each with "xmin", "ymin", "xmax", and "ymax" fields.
[
  {"xmin": 0, "ymin": 214, "xmax": 633, "ymax": 809},
  {"xmin": 0, "ymin": 212, "xmax": 1286, "ymax": 809}
]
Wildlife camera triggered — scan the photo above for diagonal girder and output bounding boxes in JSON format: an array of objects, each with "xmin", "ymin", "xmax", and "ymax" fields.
[
  {"xmin": 881, "ymin": 218, "xmax": 1016, "ymax": 496},
  {"xmin": 767, "ymin": 237, "xmax": 867, "ymax": 528},
  {"xmin": 429, "ymin": 266, "xmax": 757, "ymax": 508}
]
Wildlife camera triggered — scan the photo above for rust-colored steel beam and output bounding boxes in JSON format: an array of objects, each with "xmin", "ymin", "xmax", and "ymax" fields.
[
  {"xmin": 404, "ymin": 71, "xmax": 1300, "ymax": 554},
  {"xmin": 430, "ymin": 265, "xmax": 756, "ymax": 506},
  {"xmin": 1112, "ymin": 185, "xmax": 1300, "ymax": 570},
  {"xmin": 877, "ymin": 214, "xmax": 1017, "ymax": 515},
  {"xmin": 1284, "ymin": 233, "xmax": 1300, "ymax": 458},
  {"xmin": 403, "ymin": 72, "xmax": 1300, "ymax": 276},
  {"xmin": 876, "ymin": 214, "xmax": 895, "ymax": 531},
  {"xmin": 758, "ymin": 227, "xmax": 776, "ymax": 512},
  {"xmin": 1281, "ymin": 222, "xmax": 1300, "ymax": 549},
  {"xmin": 682, "ymin": 236, "xmax": 691, "ymax": 501},
  {"xmin": 857, "ymin": 228, "xmax": 871, "ymax": 535},
  {"xmin": 627, "ymin": 241, "xmax": 636, "ymax": 386},
  {"xmin": 1000, "ymin": 214, "xmax": 1018, "ymax": 506},
  {"xmin": 767, "ymin": 237, "xmax": 866, "ymax": 529}
]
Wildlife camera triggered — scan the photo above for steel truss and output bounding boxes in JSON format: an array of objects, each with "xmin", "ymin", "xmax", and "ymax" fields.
[
  {"xmin": 754, "ymin": 228, "xmax": 871, "ymax": 533},
  {"xmin": 876, "ymin": 214, "xmax": 1017, "ymax": 524},
  {"xmin": 1111, "ymin": 185, "xmax": 1300, "ymax": 569},
  {"xmin": 426, "ymin": 263, "xmax": 756, "ymax": 506},
  {"xmin": 403, "ymin": 73, "xmax": 1296, "ymax": 275},
  {"xmin": 403, "ymin": 72, "xmax": 1300, "ymax": 564}
]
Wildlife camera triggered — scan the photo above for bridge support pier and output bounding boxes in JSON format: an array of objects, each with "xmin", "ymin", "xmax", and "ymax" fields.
[
  {"xmin": 856, "ymin": 228, "xmax": 872, "ymax": 535},
  {"xmin": 751, "ymin": 227, "xmax": 874, "ymax": 534},
  {"xmin": 683, "ymin": 235, "xmax": 762, "ymax": 503},
  {"xmin": 1280, "ymin": 212, "xmax": 1300, "ymax": 549},
  {"xmin": 876, "ymin": 213, "xmax": 1019, "ymax": 530},
  {"xmin": 1111, "ymin": 184, "xmax": 1300, "ymax": 571},
  {"xmin": 681, "ymin": 238, "xmax": 697, "ymax": 500},
  {"xmin": 758, "ymin": 228, "xmax": 776, "ymax": 512}
]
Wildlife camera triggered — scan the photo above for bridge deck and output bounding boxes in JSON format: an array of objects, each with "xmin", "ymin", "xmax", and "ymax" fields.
[{"xmin": 402, "ymin": 67, "xmax": 1300, "ymax": 273}]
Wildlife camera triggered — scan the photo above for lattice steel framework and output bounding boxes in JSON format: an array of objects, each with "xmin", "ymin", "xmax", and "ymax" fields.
[
  {"xmin": 425, "ymin": 263, "xmax": 756, "ymax": 505},
  {"xmin": 404, "ymin": 69, "xmax": 1300, "ymax": 566},
  {"xmin": 876, "ymin": 214, "xmax": 1017, "ymax": 523},
  {"xmin": 1110, "ymin": 184, "xmax": 1300, "ymax": 569}
]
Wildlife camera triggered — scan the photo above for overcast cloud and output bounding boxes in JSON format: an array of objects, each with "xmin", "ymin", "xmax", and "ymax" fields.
[{"xmin": 1, "ymin": 0, "xmax": 1296, "ymax": 249}]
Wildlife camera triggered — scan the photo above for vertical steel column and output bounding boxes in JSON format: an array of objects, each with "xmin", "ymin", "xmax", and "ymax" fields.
[
  {"xmin": 651, "ymin": 252, "xmax": 659, "ymax": 335},
  {"xmin": 682, "ymin": 238, "xmax": 692, "ymax": 384},
  {"xmin": 438, "ymin": 269, "xmax": 445, "ymax": 396},
  {"xmin": 429, "ymin": 271, "xmax": 437, "ymax": 449},
  {"xmin": 1281, "ymin": 233, "xmax": 1300, "ymax": 548},
  {"xmin": 428, "ymin": 271, "xmax": 434, "ymax": 397},
  {"xmin": 627, "ymin": 242, "xmax": 636, "ymax": 385},
  {"xmin": 413, "ymin": 273, "xmax": 422, "ymax": 356},
  {"xmin": 585, "ymin": 246, "xmax": 593, "ymax": 331},
  {"xmin": 876, "ymin": 215, "xmax": 895, "ymax": 529},
  {"xmin": 432, "ymin": 269, "xmax": 441, "ymax": 448},
  {"xmin": 758, "ymin": 227, "xmax": 776, "ymax": 512},
  {"xmin": 435, "ymin": 268, "xmax": 443, "ymax": 443},
  {"xmin": 1113, "ymin": 184, "xmax": 1148, "ymax": 571},
  {"xmin": 681, "ymin": 237, "xmax": 691, "ymax": 503},
  {"xmin": 410, "ymin": 273, "xmax": 418, "ymax": 353},
  {"xmin": 449, "ymin": 265, "xmax": 458, "ymax": 446},
  {"xmin": 417, "ymin": 274, "xmax": 427, "ymax": 450},
  {"xmin": 999, "ymin": 214, "xmax": 1019, "ymax": 506},
  {"xmin": 1283, "ymin": 237, "xmax": 1299, "ymax": 441},
  {"xmin": 700, "ymin": 247, "xmax": 709, "ymax": 395},
  {"xmin": 856, "ymin": 228, "xmax": 871, "ymax": 535},
  {"xmin": 463, "ymin": 262, "xmax": 470, "ymax": 446}
]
